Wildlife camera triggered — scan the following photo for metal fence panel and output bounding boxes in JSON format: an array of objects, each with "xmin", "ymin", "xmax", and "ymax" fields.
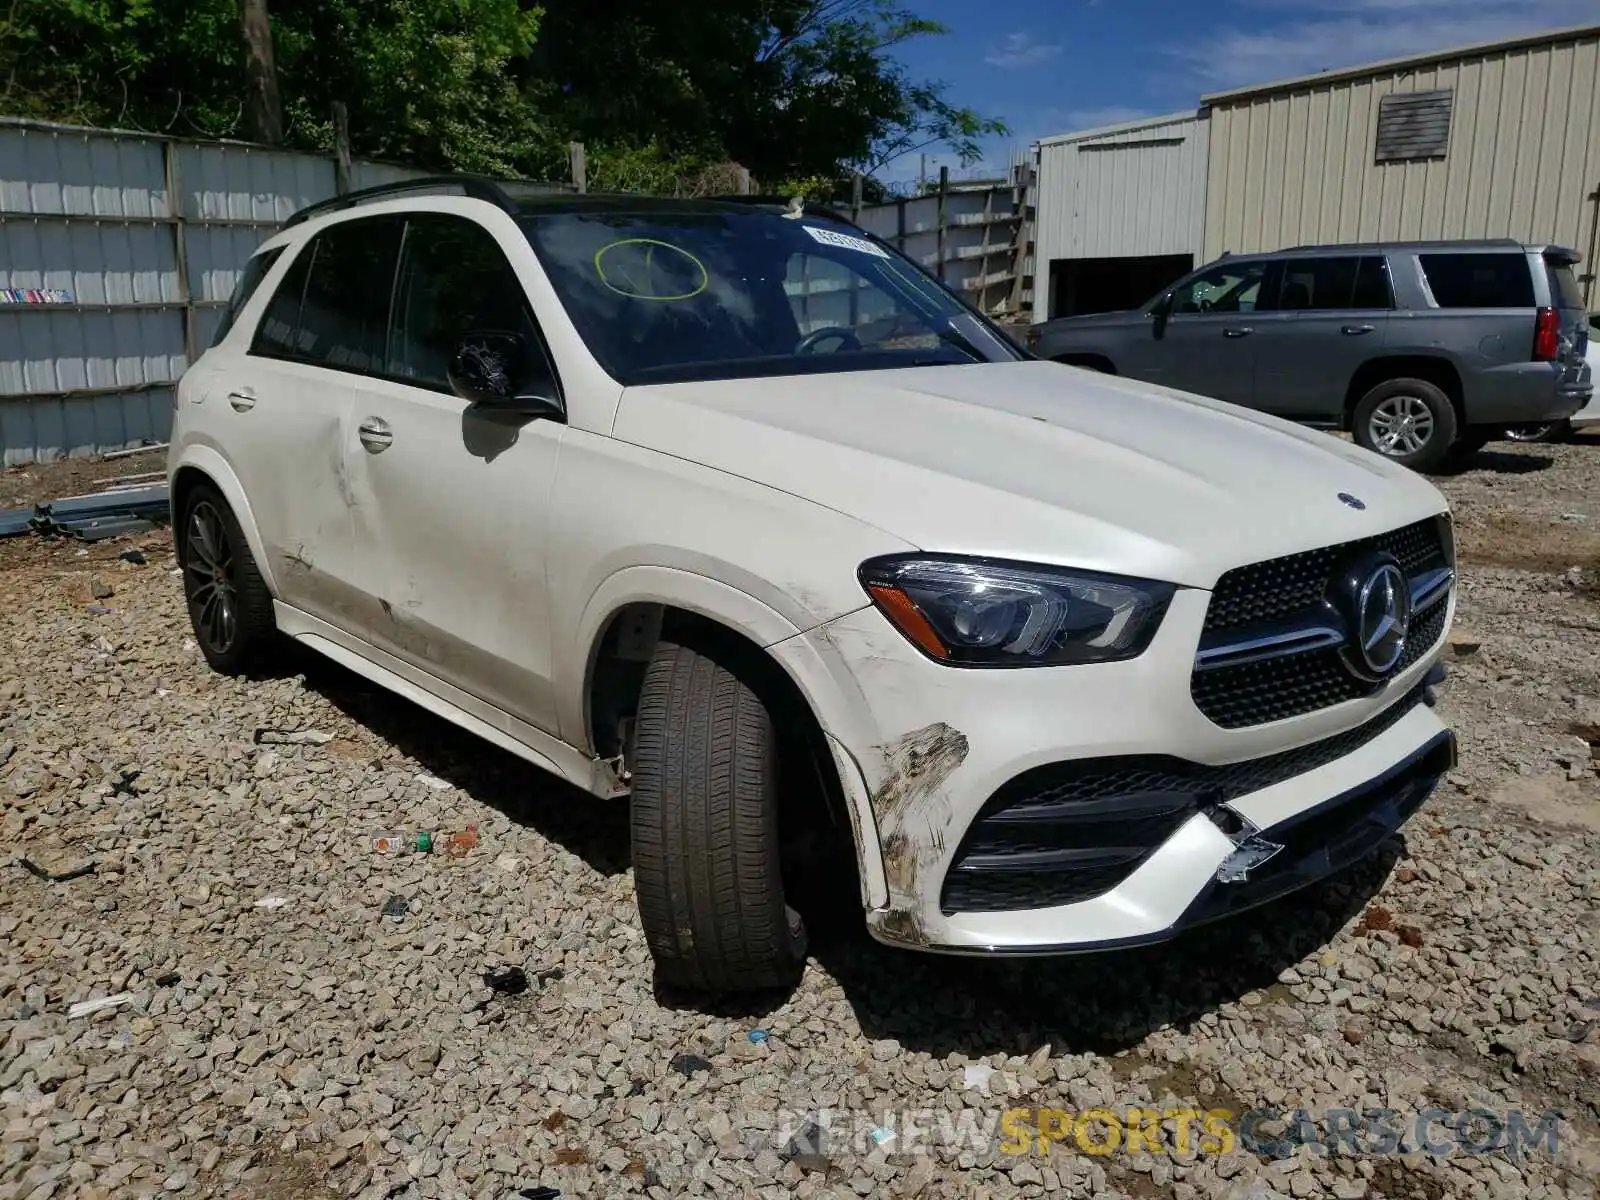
[
  {"xmin": 0, "ymin": 308, "xmax": 186, "ymax": 395},
  {"xmin": 0, "ymin": 218, "xmax": 178, "ymax": 303},
  {"xmin": 0, "ymin": 117, "xmax": 570, "ymax": 462},
  {"xmin": 186, "ymin": 224, "xmax": 271, "ymax": 304},
  {"xmin": 0, "ymin": 388, "xmax": 171, "ymax": 467},
  {"xmin": 178, "ymin": 142, "xmax": 332, "ymax": 222},
  {"xmin": 0, "ymin": 125, "xmax": 168, "ymax": 216}
]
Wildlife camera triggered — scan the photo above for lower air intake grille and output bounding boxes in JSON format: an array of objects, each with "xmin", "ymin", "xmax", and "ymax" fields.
[{"xmin": 940, "ymin": 686, "xmax": 1427, "ymax": 914}]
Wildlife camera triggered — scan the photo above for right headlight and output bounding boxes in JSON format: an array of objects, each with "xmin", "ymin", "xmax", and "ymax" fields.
[{"xmin": 858, "ymin": 555, "xmax": 1176, "ymax": 668}]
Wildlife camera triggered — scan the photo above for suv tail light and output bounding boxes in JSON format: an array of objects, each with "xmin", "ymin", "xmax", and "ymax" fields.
[{"xmin": 1533, "ymin": 306, "xmax": 1560, "ymax": 361}]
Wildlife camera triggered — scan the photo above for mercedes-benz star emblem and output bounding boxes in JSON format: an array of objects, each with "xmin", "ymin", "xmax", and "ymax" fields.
[
  {"xmin": 1349, "ymin": 562, "xmax": 1412, "ymax": 679},
  {"xmin": 1338, "ymin": 492, "xmax": 1366, "ymax": 510}
]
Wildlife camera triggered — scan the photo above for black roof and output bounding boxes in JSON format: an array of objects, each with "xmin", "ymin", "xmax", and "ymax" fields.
[{"xmin": 284, "ymin": 174, "xmax": 856, "ymax": 228}]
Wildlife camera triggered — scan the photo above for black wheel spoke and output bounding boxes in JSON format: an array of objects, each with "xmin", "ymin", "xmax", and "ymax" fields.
[{"xmin": 185, "ymin": 499, "xmax": 241, "ymax": 654}]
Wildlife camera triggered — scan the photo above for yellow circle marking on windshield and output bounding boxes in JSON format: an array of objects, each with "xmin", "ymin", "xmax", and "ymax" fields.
[{"xmin": 594, "ymin": 238, "xmax": 708, "ymax": 301}]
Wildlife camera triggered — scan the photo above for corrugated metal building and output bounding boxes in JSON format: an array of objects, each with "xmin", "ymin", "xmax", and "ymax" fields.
[
  {"xmin": 1202, "ymin": 23, "xmax": 1600, "ymax": 285},
  {"xmin": 1029, "ymin": 22, "xmax": 1600, "ymax": 320},
  {"xmin": 1032, "ymin": 112, "xmax": 1209, "ymax": 319}
]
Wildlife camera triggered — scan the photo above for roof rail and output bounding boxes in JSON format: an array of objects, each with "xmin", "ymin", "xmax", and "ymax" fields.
[{"xmin": 283, "ymin": 175, "xmax": 519, "ymax": 228}]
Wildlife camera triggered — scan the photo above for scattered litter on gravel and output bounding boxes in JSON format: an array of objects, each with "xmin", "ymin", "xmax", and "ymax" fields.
[{"xmin": 1, "ymin": 437, "xmax": 1598, "ymax": 1199}]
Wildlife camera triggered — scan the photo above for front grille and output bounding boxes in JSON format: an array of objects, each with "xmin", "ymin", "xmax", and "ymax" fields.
[
  {"xmin": 1204, "ymin": 518, "xmax": 1449, "ymax": 634},
  {"xmin": 1192, "ymin": 586, "xmax": 1447, "ymax": 728},
  {"xmin": 940, "ymin": 686, "xmax": 1427, "ymax": 914},
  {"xmin": 1192, "ymin": 517, "xmax": 1451, "ymax": 728}
]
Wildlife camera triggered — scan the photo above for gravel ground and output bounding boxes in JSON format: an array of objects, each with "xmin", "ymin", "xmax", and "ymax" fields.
[{"xmin": 1, "ymin": 435, "xmax": 1598, "ymax": 1200}]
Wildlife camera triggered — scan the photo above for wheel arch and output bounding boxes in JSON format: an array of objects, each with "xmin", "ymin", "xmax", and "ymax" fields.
[
  {"xmin": 169, "ymin": 447, "xmax": 280, "ymax": 596},
  {"xmin": 1343, "ymin": 356, "xmax": 1464, "ymax": 431},
  {"xmin": 572, "ymin": 567, "xmax": 887, "ymax": 911}
]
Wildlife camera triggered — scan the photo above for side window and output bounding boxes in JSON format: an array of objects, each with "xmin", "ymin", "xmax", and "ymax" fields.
[
  {"xmin": 1277, "ymin": 258, "xmax": 1353, "ymax": 310},
  {"xmin": 296, "ymin": 217, "xmax": 403, "ymax": 371},
  {"xmin": 250, "ymin": 243, "xmax": 314, "ymax": 359},
  {"xmin": 1418, "ymin": 253, "xmax": 1534, "ymax": 308},
  {"xmin": 1169, "ymin": 262, "xmax": 1267, "ymax": 315},
  {"xmin": 1273, "ymin": 256, "xmax": 1392, "ymax": 311},
  {"xmin": 211, "ymin": 247, "xmax": 283, "ymax": 347},
  {"xmin": 251, "ymin": 217, "xmax": 403, "ymax": 369},
  {"xmin": 1352, "ymin": 257, "xmax": 1393, "ymax": 308},
  {"xmin": 388, "ymin": 214, "xmax": 556, "ymax": 394}
]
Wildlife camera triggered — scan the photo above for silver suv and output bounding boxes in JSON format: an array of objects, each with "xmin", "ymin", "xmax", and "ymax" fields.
[{"xmin": 1030, "ymin": 240, "xmax": 1592, "ymax": 472}]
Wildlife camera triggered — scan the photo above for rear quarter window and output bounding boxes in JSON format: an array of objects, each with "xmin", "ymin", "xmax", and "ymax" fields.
[
  {"xmin": 1547, "ymin": 261, "xmax": 1585, "ymax": 310},
  {"xmin": 1417, "ymin": 253, "xmax": 1534, "ymax": 308},
  {"xmin": 210, "ymin": 247, "xmax": 284, "ymax": 347}
]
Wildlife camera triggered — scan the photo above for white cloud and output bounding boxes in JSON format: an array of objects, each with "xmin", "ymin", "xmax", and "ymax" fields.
[
  {"xmin": 1174, "ymin": 0, "xmax": 1598, "ymax": 90},
  {"xmin": 985, "ymin": 32, "xmax": 1064, "ymax": 69}
]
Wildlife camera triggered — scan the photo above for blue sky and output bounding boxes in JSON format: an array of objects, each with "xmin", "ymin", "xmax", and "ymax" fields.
[{"xmin": 884, "ymin": 0, "xmax": 1600, "ymax": 183}]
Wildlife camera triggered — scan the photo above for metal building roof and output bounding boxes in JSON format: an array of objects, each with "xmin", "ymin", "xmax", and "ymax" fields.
[{"xmin": 1199, "ymin": 21, "xmax": 1600, "ymax": 106}]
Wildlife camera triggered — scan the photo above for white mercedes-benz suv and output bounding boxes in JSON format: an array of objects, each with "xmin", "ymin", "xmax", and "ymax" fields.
[{"xmin": 170, "ymin": 178, "xmax": 1457, "ymax": 992}]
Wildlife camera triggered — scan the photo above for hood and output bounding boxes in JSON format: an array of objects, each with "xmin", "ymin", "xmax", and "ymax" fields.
[{"xmin": 612, "ymin": 361, "xmax": 1448, "ymax": 588}]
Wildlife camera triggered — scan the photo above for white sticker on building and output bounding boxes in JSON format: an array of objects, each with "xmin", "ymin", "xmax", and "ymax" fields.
[{"xmin": 802, "ymin": 225, "xmax": 890, "ymax": 258}]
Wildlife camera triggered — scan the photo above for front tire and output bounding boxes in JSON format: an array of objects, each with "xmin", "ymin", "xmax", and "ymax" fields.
[
  {"xmin": 630, "ymin": 637, "xmax": 807, "ymax": 992},
  {"xmin": 1352, "ymin": 378, "xmax": 1457, "ymax": 473},
  {"xmin": 178, "ymin": 482, "xmax": 276, "ymax": 673}
]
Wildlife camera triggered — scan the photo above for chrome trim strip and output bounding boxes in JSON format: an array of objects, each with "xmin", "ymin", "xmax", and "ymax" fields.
[
  {"xmin": 1410, "ymin": 567, "xmax": 1453, "ymax": 612},
  {"xmin": 1194, "ymin": 626, "xmax": 1344, "ymax": 671},
  {"xmin": 1196, "ymin": 567, "xmax": 1453, "ymax": 672}
]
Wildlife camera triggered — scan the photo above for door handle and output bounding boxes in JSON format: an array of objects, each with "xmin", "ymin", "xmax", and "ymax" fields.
[
  {"xmin": 1341, "ymin": 324, "xmax": 1376, "ymax": 335},
  {"xmin": 227, "ymin": 389, "xmax": 256, "ymax": 412},
  {"xmin": 1222, "ymin": 326, "xmax": 1253, "ymax": 338},
  {"xmin": 358, "ymin": 417, "xmax": 393, "ymax": 453}
]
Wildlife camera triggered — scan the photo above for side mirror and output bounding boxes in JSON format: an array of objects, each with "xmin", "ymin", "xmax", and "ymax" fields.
[
  {"xmin": 1151, "ymin": 293, "xmax": 1173, "ymax": 336},
  {"xmin": 448, "ymin": 331, "xmax": 563, "ymax": 419}
]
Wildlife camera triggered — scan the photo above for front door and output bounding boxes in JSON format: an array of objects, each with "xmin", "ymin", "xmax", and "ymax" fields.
[
  {"xmin": 1251, "ymin": 255, "xmax": 1393, "ymax": 421},
  {"xmin": 343, "ymin": 211, "xmax": 567, "ymax": 735},
  {"xmin": 1131, "ymin": 259, "xmax": 1272, "ymax": 407}
]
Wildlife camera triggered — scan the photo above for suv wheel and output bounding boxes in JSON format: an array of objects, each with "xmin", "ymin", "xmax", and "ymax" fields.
[
  {"xmin": 179, "ymin": 482, "xmax": 276, "ymax": 672},
  {"xmin": 1352, "ymin": 378, "xmax": 1457, "ymax": 472},
  {"xmin": 630, "ymin": 636, "xmax": 807, "ymax": 993}
]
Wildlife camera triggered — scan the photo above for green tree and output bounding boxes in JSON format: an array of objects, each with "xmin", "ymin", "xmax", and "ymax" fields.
[{"xmin": 1, "ymin": 0, "xmax": 1004, "ymax": 190}]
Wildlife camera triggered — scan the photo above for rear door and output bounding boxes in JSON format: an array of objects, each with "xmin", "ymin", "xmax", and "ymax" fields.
[
  {"xmin": 1251, "ymin": 255, "xmax": 1393, "ymax": 420},
  {"xmin": 222, "ymin": 219, "xmax": 402, "ymax": 628}
]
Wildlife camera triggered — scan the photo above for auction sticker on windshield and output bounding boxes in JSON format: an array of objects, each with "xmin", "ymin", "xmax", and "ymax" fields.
[{"xmin": 803, "ymin": 226, "xmax": 890, "ymax": 258}]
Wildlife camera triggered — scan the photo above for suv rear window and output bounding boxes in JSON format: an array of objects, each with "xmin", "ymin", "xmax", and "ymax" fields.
[{"xmin": 1417, "ymin": 253, "xmax": 1534, "ymax": 308}]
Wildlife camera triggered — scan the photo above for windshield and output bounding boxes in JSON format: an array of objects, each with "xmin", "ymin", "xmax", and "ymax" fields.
[{"xmin": 520, "ymin": 208, "xmax": 1024, "ymax": 385}]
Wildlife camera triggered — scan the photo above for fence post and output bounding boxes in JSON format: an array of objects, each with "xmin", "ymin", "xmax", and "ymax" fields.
[
  {"xmin": 935, "ymin": 166, "xmax": 949, "ymax": 282},
  {"xmin": 162, "ymin": 139, "xmax": 197, "ymax": 368},
  {"xmin": 570, "ymin": 142, "xmax": 588, "ymax": 194},
  {"xmin": 850, "ymin": 171, "xmax": 862, "ymax": 224},
  {"xmin": 332, "ymin": 102, "xmax": 352, "ymax": 195}
]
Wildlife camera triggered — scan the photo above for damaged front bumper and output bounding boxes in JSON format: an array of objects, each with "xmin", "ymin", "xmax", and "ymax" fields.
[
  {"xmin": 906, "ymin": 724, "xmax": 1453, "ymax": 956},
  {"xmin": 773, "ymin": 586, "xmax": 1455, "ymax": 956}
]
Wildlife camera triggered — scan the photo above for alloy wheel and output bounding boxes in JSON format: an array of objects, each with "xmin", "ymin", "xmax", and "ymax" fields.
[
  {"xmin": 1367, "ymin": 395, "xmax": 1435, "ymax": 457},
  {"xmin": 184, "ymin": 500, "xmax": 239, "ymax": 654}
]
